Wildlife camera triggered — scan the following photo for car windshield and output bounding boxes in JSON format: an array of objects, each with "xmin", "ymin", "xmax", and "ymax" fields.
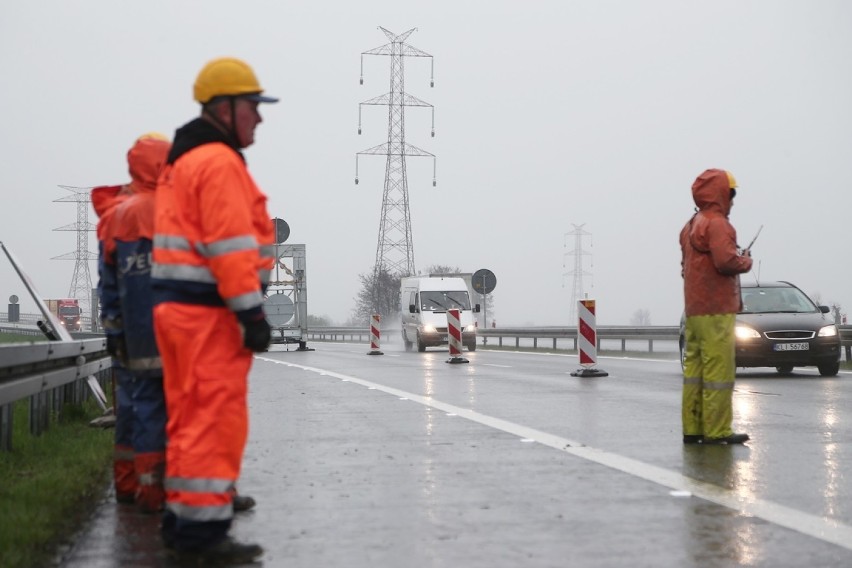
[
  {"xmin": 741, "ymin": 286, "xmax": 818, "ymax": 314},
  {"xmin": 420, "ymin": 291, "xmax": 471, "ymax": 312}
]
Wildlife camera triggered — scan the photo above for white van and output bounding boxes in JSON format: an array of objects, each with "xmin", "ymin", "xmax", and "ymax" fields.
[{"xmin": 400, "ymin": 276, "xmax": 480, "ymax": 352}]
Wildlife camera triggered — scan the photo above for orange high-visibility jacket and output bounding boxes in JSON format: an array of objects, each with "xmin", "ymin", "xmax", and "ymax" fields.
[
  {"xmin": 152, "ymin": 122, "xmax": 274, "ymax": 319},
  {"xmin": 679, "ymin": 169, "xmax": 753, "ymax": 317}
]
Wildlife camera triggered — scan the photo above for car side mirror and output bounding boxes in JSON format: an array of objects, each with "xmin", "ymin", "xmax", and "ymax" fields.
[
  {"xmin": 474, "ymin": 304, "xmax": 481, "ymax": 313},
  {"xmin": 409, "ymin": 304, "xmax": 417, "ymax": 314},
  {"xmin": 819, "ymin": 305, "xmax": 830, "ymax": 314}
]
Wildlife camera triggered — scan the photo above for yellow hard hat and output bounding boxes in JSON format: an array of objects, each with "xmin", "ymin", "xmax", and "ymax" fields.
[
  {"xmin": 726, "ymin": 170, "xmax": 738, "ymax": 189},
  {"xmin": 134, "ymin": 132, "xmax": 169, "ymax": 144},
  {"xmin": 193, "ymin": 57, "xmax": 279, "ymax": 104}
]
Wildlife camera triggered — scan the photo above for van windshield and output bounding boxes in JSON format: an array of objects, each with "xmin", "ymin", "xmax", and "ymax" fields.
[{"xmin": 420, "ymin": 291, "xmax": 471, "ymax": 312}]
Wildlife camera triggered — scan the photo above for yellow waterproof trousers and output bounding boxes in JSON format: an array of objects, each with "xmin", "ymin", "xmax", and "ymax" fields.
[{"xmin": 682, "ymin": 313, "xmax": 736, "ymax": 440}]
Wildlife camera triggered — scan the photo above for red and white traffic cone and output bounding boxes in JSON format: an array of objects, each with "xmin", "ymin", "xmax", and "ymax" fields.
[
  {"xmin": 367, "ymin": 313, "xmax": 384, "ymax": 355},
  {"xmin": 570, "ymin": 299, "xmax": 608, "ymax": 377},
  {"xmin": 446, "ymin": 308, "xmax": 469, "ymax": 364}
]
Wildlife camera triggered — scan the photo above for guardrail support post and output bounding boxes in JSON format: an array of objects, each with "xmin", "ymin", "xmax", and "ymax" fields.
[
  {"xmin": 29, "ymin": 391, "xmax": 50, "ymax": 436},
  {"xmin": 0, "ymin": 403, "xmax": 11, "ymax": 451}
]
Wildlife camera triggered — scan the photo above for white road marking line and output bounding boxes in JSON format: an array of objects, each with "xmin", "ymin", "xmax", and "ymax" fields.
[
  {"xmin": 257, "ymin": 356, "xmax": 852, "ymax": 550},
  {"xmin": 482, "ymin": 363, "xmax": 512, "ymax": 368}
]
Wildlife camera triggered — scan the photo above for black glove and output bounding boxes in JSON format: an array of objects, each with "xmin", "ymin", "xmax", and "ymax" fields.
[
  {"xmin": 106, "ymin": 334, "xmax": 127, "ymax": 363},
  {"xmin": 242, "ymin": 316, "xmax": 271, "ymax": 352}
]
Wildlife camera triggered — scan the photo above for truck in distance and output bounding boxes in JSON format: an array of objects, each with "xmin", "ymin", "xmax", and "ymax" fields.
[{"xmin": 46, "ymin": 298, "xmax": 82, "ymax": 332}]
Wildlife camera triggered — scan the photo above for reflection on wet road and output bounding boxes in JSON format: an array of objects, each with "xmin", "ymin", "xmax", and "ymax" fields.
[{"xmin": 59, "ymin": 344, "xmax": 852, "ymax": 567}]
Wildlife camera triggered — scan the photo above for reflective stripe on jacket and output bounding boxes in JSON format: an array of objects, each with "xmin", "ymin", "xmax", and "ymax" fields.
[
  {"xmin": 152, "ymin": 124, "xmax": 274, "ymax": 317},
  {"xmin": 679, "ymin": 169, "xmax": 752, "ymax": 316}
]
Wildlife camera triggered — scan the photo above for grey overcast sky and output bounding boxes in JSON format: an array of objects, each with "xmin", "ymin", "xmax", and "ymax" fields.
[{"xmin": 1, "ymin": 1, "xmax": 850, "ymax": 326}]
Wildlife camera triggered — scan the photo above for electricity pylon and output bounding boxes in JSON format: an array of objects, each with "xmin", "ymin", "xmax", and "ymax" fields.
[
  {"xmin": 53, "ymin": 185, "xmax": 98, "ymax": 320},
  {"xmin": 355, "ymin": 26, "xmax": 436, "ymax": 294},
  {"xmin": 562, "ymin": 224, "xmax": 593, "ymax": 325}
]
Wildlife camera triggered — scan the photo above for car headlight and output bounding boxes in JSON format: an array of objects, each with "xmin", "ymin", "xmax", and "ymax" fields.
[
  {"xmin": 465, "ymin": 324, "xmax": 476, "ymax": 332},
  {"xmin": 735, "ymin": 325, "xmax": 761, "ymax": 340},
  {"xmin": 421, "ymin": 324, "xmax": 437, "ymax": 333},
  {"xmin": 818, "ymin": 325, "xmax": 838, "ymax": 337}
]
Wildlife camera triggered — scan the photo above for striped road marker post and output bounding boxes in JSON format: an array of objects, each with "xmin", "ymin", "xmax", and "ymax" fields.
[
  {"xmin": 367, "ymin": 313, "xmax": 384, "ymax": 355},
  {"xmin": 446, "ymin": 308, "xmax": 469, "ymax": 364},
  {"xmin": 570, "ymin": 299, "xmax": 608, "ymax": 377}
]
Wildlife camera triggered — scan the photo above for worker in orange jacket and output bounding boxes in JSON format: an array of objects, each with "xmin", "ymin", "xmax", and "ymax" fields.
[
  {"xmin": 91, "ymin": 136, "xmax": 169, "ymax": 508},
  {"xmin": 92, "ymin": 162, "xmax": 143, "ymax": 504},
  {"xmin": 680, "ymin": 169, "xmax": 753, "ymax": 445},
  {"xmin": 152, "ymin": 57, "xmax": 276, "ymax": 564},
  {"xmin": 107, "ymin": 133, "xmax": 171, "ymax": 513}
]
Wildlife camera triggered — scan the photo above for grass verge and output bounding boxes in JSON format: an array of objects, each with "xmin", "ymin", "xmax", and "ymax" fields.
[
  {"xmin": 0, "ymin": 397, "xmax": 113, "ymax": 568},
  {"xmin": 0, "ymin": 332, "xmax": 44, "ymax": 344}
]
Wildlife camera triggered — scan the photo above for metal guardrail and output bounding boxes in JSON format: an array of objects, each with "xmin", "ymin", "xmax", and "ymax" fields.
[
  {"xmin": 306, "ymin": 324, "xmax": 852, "ymax": 359},
  {"xmin": 305, "ymin": 325, "xmax": 683, "ymax": 352},
  {"xmin": 0, "ymin": 335, "xmax": 111, "ymax": 451},
  {"xmin": 478, "ymin": 325, "xmax": 681, "ymax": 351}
]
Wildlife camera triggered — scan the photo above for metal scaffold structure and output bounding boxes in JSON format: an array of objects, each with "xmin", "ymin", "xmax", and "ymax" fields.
[
  {"xmin": 563, "ymin": 223, "xmax": 594, "ymax": 326},
  {"xmin": 53, "ymin": 185, "xmax": 97, "ymax": 324},
  {"xmin": 355, "ymin": 26, "xmax": 437, "ymax": 297}
]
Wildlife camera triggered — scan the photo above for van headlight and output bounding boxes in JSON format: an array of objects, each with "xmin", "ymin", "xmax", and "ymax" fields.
[
  {"xmin": 818, "ymin": 325, "xmax": 838, "ymax": 337},
  {"xmin": 465, "ymin": 324, "xmax": 476, "ymax": 332},
  {"xmin": 735, "ymin": 325, "xmax": 761, "ymax": 340},
  {"xmin": 421, "ymin": 324, "xmax": 436, "ymax": 333}
]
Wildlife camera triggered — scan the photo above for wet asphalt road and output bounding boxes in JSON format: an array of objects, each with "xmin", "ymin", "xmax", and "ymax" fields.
[{"xmin": 58, "ymin": 342, "xmax": 852, "ymax": 567}]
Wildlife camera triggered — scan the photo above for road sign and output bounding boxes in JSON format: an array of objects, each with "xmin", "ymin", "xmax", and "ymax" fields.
[
  {"xmin": 272, "ymin": 217, "xmax": 290, "ymax": 244},
  {"xmin": 472, "ymin": 268, "xmax": 497, "ymax": 295},
  {"xmin": 264, "ymin": 293, "xmax": 295, "ymax": 326}
]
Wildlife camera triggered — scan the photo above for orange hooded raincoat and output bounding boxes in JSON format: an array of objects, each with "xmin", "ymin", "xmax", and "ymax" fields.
[{"xmin": 679, "ymin": 168, "xmax": 753, "ymax": 441}]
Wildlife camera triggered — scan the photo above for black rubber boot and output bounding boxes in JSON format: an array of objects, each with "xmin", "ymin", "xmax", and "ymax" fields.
[
  {"xmin": 169, "ymin": 536, "xmax": 263, "ymax": 565},
  {"xmin": 682, "ymin": 435, "xmax": 704, "ymax": 444},
  {"xmin": 703, "ymin": 433, "xmax": 749, "ymax": 445},
  {"xmin": 233, "ymin": 494, "xmax": 256, "ymax": 512}
]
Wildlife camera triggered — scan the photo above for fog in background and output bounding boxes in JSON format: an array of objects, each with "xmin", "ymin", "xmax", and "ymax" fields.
[{"xmin": 2, "ymin": 1, "xmax": 850, "ymax": 327}]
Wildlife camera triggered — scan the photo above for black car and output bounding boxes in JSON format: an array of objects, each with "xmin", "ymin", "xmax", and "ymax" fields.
[{"xmin": 680, "ymin": 281, "xmax": 841, "ymax": 377}]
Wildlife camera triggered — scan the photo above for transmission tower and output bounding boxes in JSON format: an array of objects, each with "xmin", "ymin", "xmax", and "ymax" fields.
[
  {"xmin": 53, "ymin": 185, "xmax": 98, "ymax": 319},
  {"xmin": 562, "ymin": 224, "xmax": 593, "ymax": 325},
  {"xmin": 355, "ymin": 26, "xmax": 436, "ymax": 286}
]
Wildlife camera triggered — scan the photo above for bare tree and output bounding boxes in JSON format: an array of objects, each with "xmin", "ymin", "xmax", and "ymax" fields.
[
  {"xmin": 422, "ymin": 264, "xmax": 462, "ymax": 276},
  {"xmin": 630, "ymin": 308, "xmax": 652, "ymax": 326},
  {"xmin": 307, "ymin": 314, "xmax": 333, "ymax": 327},
  {"xmin": 351, "ymin": 267, "xmax": 402, "ymax": 325}
]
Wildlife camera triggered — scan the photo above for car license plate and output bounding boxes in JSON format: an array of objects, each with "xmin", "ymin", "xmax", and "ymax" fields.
[{"xmin": 774, "ymin": 342, "xmax": 809, "ymax": 351}]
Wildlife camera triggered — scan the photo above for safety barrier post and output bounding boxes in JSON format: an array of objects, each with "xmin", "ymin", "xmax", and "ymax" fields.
[
  {"xmin": 570, "ymin": 299, "xmax": 608, "ymax": 377},
  {"xmin": 367, "ymin": 314, "xmax": 384, "ymax": 355},
  {"xmin": 446, "ymin": 308, "xmax": 469, "ymax": 364}
]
